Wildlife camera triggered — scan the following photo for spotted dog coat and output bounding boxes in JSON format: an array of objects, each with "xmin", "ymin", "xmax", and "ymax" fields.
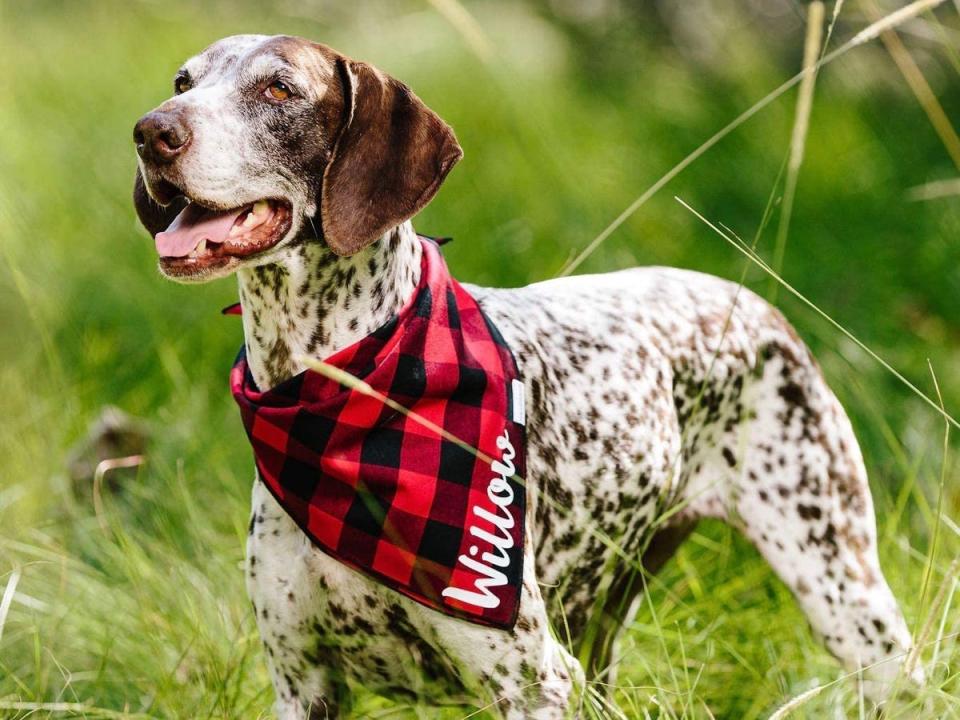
[{"xmin": 133, "ymin": 34, "xmax": 920, "ymax": 719}]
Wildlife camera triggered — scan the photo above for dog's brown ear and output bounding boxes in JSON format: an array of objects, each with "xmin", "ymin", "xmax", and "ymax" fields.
[
  {"xmin": 133, "ymin": 168, "xmax": 187, "ymax": 237},
  {"xmin": 320, "ymin": 59, "xmax": 463, "ymax": 256}
]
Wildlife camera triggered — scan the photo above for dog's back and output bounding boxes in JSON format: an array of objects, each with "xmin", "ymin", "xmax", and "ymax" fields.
[{"xmin": 475, "ymin": 267, "xmax": 915, "ymax": 696}]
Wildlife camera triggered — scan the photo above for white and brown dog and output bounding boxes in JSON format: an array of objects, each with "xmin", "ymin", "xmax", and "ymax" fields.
[{"xmin": 133, "ymin": 34, "xmax": 920, "ymax": 719}]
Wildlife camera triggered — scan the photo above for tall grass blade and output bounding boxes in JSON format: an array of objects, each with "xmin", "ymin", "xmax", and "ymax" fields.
[
  {"xmin": 0, "ymin": 566, "xmax": 21, "ymax": 646},
  {"xmin": 768, "ymin": 0, "xmax": 824, "ymax": 303},
  {"xmin": 906, "ymin": 360, "xmax": 951, "ymax": 675},
  {"xmin": 427, "ymin": 0, "xmax": 494, "ymax": 63},
  {"xmin": 559, "ymin": 0, "xmax": 947, "ymax": 278}
]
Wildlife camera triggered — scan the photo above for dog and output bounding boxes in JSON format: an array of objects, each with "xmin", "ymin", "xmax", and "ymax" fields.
[{"xmin": 133, "ymin": 34, "xmax": 921, "ymax": 719}]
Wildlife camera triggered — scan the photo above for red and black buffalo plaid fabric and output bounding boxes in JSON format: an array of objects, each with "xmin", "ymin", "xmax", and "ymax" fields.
[{"xmin": 229, "ymin": 238, "xmax": 526, "ymax": 629}]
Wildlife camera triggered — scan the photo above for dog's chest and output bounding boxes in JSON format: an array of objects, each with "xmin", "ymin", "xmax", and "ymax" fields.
[{"xmin": 245, "ymin": 483, "xmax": 470, "ymax": 695}]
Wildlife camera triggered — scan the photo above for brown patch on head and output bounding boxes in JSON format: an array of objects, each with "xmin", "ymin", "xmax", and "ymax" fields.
[{"xmin": 318, "ymin": 55, "xmax": 463, "ymax": 256}]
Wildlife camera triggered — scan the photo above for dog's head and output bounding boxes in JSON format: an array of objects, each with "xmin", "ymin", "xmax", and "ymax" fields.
[{"xmin": 133, "ymin": 34, "xmax": 462, "ymax": 282}]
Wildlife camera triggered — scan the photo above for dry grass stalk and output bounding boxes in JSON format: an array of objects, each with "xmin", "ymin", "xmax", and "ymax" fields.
[
  {"xmin": 865, "ymin": 0, "xmax": 960, "ymax": 170},
  {"xmin": 769, "ymin": 0, "xmax": 825, "ymax": 303}
]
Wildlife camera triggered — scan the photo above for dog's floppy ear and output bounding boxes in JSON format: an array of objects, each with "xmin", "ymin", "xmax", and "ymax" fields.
[
  {"xmin": 320, "ymin": 58, "xmax": 463, "ymax": 256},
  {"xmin": 133, "ymin": 168, "xmax": 187, "ymax": 237}
]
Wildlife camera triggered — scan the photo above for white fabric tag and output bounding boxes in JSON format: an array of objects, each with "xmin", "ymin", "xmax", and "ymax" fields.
[{"xmin": 511, "ymin": 378, "xmax": 526, "ymax": 426}]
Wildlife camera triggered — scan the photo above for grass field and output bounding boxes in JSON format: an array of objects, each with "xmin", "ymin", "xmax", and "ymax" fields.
[{"xmin": 2, "ymin": 1, "xmax": 960, "ymax": 717}]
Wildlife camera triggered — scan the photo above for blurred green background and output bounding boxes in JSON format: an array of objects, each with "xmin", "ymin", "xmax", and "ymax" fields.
[{"xmin": 2, "ymin": 1, "xmax": 960, "ymax": 718}]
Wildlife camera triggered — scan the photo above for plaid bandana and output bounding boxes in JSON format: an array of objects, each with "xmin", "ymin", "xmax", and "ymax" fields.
[{"xmin": 230, "ymin": 238, "xmax": 526, "ymax": 629}]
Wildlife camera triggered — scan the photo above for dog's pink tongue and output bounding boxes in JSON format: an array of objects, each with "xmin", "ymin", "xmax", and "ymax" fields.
[{"xmin": 155, "ymin": 203, "xmax": 245, "ymax": 257}]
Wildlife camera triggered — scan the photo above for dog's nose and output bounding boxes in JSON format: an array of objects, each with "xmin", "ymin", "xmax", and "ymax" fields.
[{"xmin": 134, "ymin": 111, "xmax": 192, "ymax": 164}]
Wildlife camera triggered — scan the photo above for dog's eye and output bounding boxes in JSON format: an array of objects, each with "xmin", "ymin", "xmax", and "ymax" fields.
[
  {"xmin": 265, "ymin": 81, "xmax": 292, "ymax": 102},
  {"xmin": 175, "ymin": 76, "xmax": 192, "ymax": 94}
]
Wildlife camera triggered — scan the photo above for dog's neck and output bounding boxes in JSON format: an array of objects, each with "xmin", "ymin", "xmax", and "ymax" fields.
[{"xmin": 236, "ymin": 221, "xmax": 423, "ymax": 389}]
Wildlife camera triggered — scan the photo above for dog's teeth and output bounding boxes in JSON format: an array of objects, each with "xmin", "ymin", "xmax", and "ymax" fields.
[
  {"xmin": 242, "ymin": 211, "xmax": 258, "ymax": 228},
  {"xmin": 189, "ymin": 239, "xmax": 207, "ymax": 257},
  {"xmin": 253, "ymin": 200, "xmax": 270, "ymax": 216},
  {"xmin": 229, "ymin": 223, "xmax": 243, "ymax": 237}
]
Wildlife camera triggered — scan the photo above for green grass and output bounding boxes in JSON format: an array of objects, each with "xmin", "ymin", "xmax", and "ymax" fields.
[{"xmin": 2, "ymin": 1, "xmax": 960, "ymax": 717}]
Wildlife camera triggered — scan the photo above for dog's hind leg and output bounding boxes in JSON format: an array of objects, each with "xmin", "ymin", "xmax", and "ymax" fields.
[
  {"xmin": 581, "ymin": 521, "xmax": 697, "ymax": 691},
  {"xmin": 680, "ymin": 340, "xmax": 920, "ymax": 701}
]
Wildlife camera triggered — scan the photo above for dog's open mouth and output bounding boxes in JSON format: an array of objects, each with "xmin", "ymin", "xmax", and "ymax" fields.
[{"xmin": 156, "ymin": 198, "xmax": 292, "ymax": 275}]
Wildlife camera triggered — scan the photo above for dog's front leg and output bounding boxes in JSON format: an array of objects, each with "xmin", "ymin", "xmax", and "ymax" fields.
[
  {"xmin": 246, "ymin": 480, "xmax": 351, "ymax": 719},
  {"xmin": 427, "ymin": 543, "xmax": 584, "ymax": 719}
]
